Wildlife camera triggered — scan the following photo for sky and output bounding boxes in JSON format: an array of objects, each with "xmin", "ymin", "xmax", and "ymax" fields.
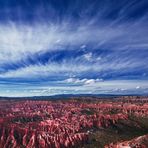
[{"xmin": 0, "ymin": 0, "xmax": 148, "ymax": 97}]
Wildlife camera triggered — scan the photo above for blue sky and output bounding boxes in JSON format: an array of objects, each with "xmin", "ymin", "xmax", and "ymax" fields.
[{"xmin": 0, "ymin": 0, "xmax": 148, "ymax": 96}]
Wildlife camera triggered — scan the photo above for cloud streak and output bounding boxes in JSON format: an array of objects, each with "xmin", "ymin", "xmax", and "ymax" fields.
[{"xmin": 0, "ymin": 0, "xmax": 148, "ymax": 96}]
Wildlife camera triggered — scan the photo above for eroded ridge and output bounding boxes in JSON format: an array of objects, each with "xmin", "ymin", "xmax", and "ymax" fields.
[{"xmin": 0, "ymin": 97, "xmax": 148, "ymax": 148}]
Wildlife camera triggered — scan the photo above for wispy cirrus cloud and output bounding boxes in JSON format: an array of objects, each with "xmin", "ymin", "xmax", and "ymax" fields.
[
  {"xmin": 0, "ymin": 16, "xmax": 148, "ymax": 64},
  {"xmin": 0, "ymin": 0, "xmax": 148, "ymax": 96}
]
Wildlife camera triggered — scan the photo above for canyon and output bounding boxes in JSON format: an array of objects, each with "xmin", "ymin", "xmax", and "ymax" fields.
[{"xmin": 0, "ymin": 96, "xmax": 148, "ymax": 148}]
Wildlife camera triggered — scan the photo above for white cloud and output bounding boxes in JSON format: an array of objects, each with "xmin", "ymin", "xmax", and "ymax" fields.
[
  {"xmin": 0, "ymin": 1, "xmax": 148, "ymax": 97},
  {"xmin": 96, "ymin": 56, "xmax": 102, "ymax": 61},
  {"xmin": 0, "ymin": 79, "xmax": 148, "ymax": 97},
  {"xmin": 0, "ymin": 54, "xmax": 147, "ymax": 79},
  {"xmin": 136, "ymin": 86, "xmax": 141, "ymax": 89},
  {"xmin": 65, "ymin": 78, "xmax": 103, "ymax": 85},
  {"xmin": 80, "ymin": 44, "xmax": 86, "ymax": 49},
  {"xmin": 65, "ymin": 78, "xmax": 88, "ymax": 84},
  {"xmin": 83, "ymin": 53, "xmax": 93, "ymax": 61},
  {"xmin": 0, "ymin": 18, "xmax": 147, "ymax": 65},
  {"xmin": 84, "ymin": 79, "xmax": 103, "ymax": 85}
]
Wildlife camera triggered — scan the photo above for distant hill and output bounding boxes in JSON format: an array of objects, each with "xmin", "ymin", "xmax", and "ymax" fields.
[{"xmin": 0, "ymin": 93, "xmax": 147, "ymax": 100}]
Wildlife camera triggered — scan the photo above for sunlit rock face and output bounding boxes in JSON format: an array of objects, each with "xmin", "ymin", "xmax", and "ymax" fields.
[
  {"xmin": 0, "ymin": 97, "xmax": 148, "ymax": 148},
  {"xmin": 106, "ymin": 134, "xmax": 148, "ymax": 148}
]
